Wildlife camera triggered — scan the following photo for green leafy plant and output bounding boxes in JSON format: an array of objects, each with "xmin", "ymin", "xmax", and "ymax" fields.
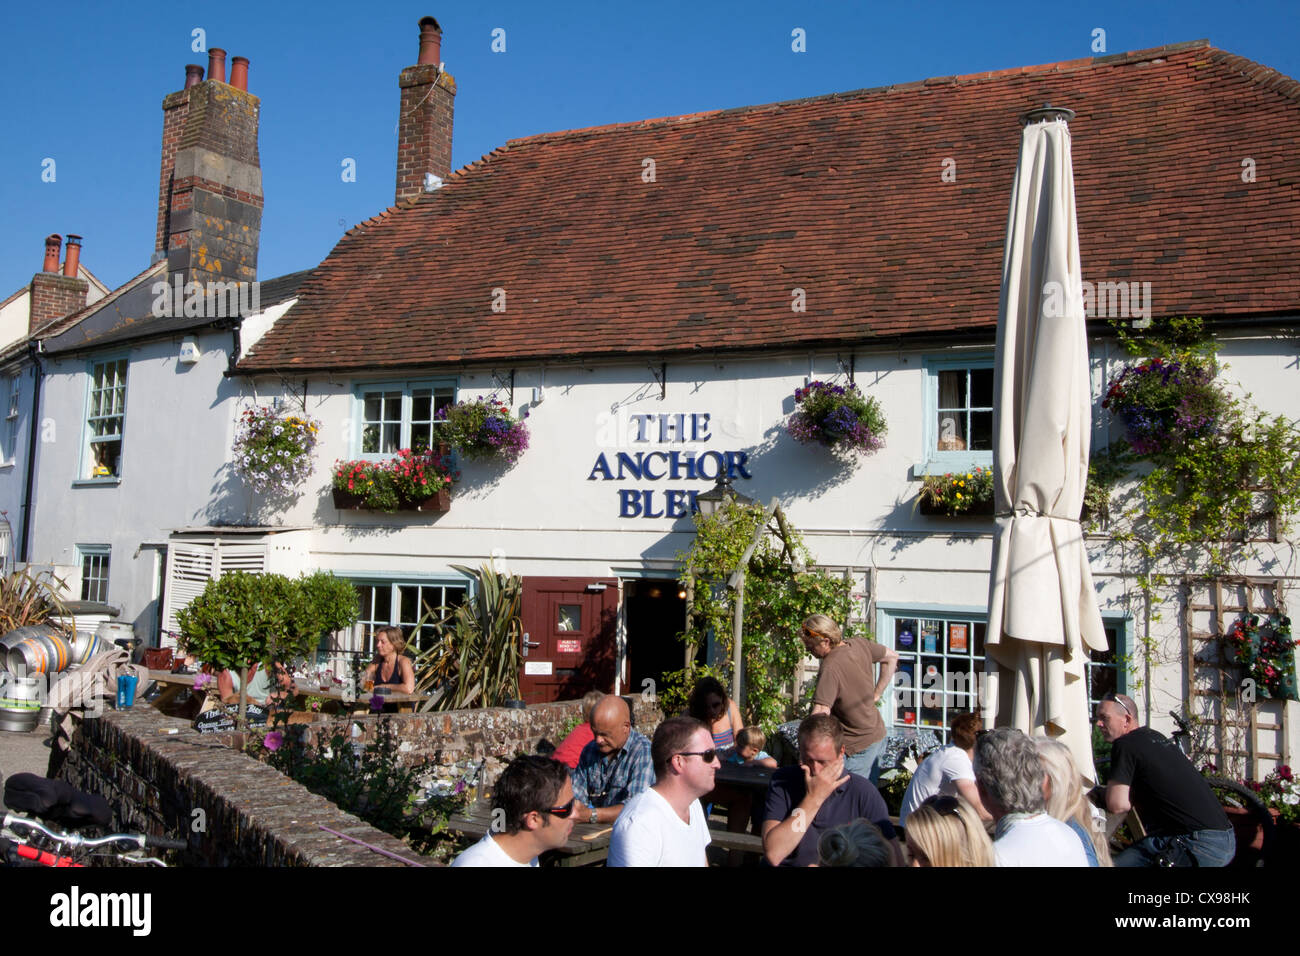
[
  {"xmin": 918, "ymin": 466, "xmax": 994, "ymax": 514},
  {"xmin": 665, "ymin": 500, "xmax": 858, "ymax": 731},
  {"xmin": 250, "ymin": 716, "xmax": 464, "ymax": 856},
  {"xmin": 413, "ymin": 564, "xmax": 523, "ymax": 710},
  {"xmin": 0, "ymin": 567, "xmax": 72, "ymax": 633},
  {"xmin": 1099, "ymin": 316, "xmax": 1300, "ymax": 575},
  {"xmin": 436, "ymin": 397, "xmax": 529, "ymax": 464},
  {"xmin": 1223, "ymin": 613, "xmax": 1297, "ymax": 701},
  {"xmin": 176, "ymin": 570, "xmax": 358, "ymax": 724},
  {"xmin": 332, "ymin": 448, "xmax": 459, "ymax": 512},
  {"xmin": 233, "ymin": 405, "xmax": 320, "ymax": 496},
  {"xmin": 787, "ymin": 380, "xmax": 887, "ymax": 456}
]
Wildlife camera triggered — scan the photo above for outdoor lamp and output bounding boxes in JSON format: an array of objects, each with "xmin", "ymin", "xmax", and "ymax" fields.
[{"xmin": 695, "ymin": 474, "xmax": 755, "ymax": 517}]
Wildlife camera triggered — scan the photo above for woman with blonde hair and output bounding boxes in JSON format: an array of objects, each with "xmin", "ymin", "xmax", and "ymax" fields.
[
  {"xmin": 1033, "ymin": 736, "xmax": 1111, "ymax": 866},
  {"xmin": 904, "ymin": 795, "xmax": 996, "ymax": 867},
  {"xmin": 362, "ymin": 626, "xmax": 416, "ymax": 694}
]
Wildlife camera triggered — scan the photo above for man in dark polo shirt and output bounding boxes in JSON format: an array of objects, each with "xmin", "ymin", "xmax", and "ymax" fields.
[
  {"xmin": 802, "ymin": 614, "xmax": 898, "ymax": 784},
  {"xmin": 1096, "ymin": 693, "xmax": 1234, "ymax": 867},
  {"xmin": 761, "ymin": 714, "xmax": 902, "ymax": 866}
]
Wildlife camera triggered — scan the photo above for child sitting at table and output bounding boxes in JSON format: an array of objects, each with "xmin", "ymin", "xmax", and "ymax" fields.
[{"xmin": 725, "ymin": 727, "xmax": 778, "ymax": 768}]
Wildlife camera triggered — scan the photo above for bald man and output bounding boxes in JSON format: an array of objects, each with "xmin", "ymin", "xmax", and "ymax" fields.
[
  {"xmin": 1096, "ymin": 692, "xmax": 1234, "ymax": 867},
  {"xmin": 570, "ymin": 695, "xmax": 655, "ymax": 825}
]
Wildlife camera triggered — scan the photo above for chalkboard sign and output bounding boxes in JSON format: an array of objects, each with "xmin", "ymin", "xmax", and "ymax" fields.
[{"xmin": 194, "ymin": 711, "xmax": 237, "ymax": 734}]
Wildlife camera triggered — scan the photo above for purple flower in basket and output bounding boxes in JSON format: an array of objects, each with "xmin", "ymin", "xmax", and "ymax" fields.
[
  {"xmin": 263, "ymin": 731, "xmax": 283, "ymax": 752},
  {"xmin": 192, "ymin": 673, "xmax": 212, "ymax": 692}
]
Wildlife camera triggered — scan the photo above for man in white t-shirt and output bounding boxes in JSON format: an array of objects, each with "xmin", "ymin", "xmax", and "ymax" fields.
[
  {"xmin": 608, "ymin": 716, "xmax": 717, "ymax": 867},
  {"xmin": 898, "ymin": 712, "xmax": 991, "ymax": 828},
  {"xmin": 974, "ymin": 728, "xmax": 1087, "ymax": 867},
  {"xmin": 452, "ymin": 755, "xmax": 575, "ymax": 867}
]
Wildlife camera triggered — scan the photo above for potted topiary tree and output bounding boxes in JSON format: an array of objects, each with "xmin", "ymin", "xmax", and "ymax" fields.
[{"xmin": 177, "ymin": 570, "xmax": 358, "ymax": 726}]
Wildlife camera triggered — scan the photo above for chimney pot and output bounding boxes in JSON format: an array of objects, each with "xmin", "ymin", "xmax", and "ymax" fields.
[
  {"xmin": 229, "ymin": 56, "xmax": 249, "ymax": 91},
  {"xmin": 417, "ymin": 16, "xmax": 442, "ymax": 65},
  {"xmin": 62, "ymin": 234, "xmax": 83, "ymax": 278},
  {"xmin": 184, "ymin": 64, "xmax": 205, "ymax": 88},
  {"xmin": 43, "ymin": 234, "xmax": 63, "ymax": 273},
  {"xmin": 207, "ymin": 47, "xmax": 227, "ymax": 84}
]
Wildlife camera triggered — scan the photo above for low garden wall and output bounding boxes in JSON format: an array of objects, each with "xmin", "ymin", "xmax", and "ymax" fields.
[
  {"xmin": 281, "ymin": 696, "xmax": 664, "ymax": 796},
  {"xmin": 57, "ymin": 696, "xmax": 663, "ymax": 866},
  {"xmin": 56, "ymin": 707, "xmax": 417, "ymax": 866}
]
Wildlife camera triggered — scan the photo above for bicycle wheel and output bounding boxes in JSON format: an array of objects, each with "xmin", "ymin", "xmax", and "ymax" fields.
[{"xmin": 1204, "ymin": 776, "xmax": 1275, "ymax": 866}]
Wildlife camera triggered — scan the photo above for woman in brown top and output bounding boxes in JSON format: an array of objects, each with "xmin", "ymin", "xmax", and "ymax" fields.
[{"xmin": 801, "ymin": 614, "xmax": 898, "ymax": 784}]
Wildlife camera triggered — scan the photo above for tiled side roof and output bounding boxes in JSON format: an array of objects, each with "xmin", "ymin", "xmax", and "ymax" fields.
[{"xmin": 239, "ymin": 41, "xmax": 1300, "ymax": 373}]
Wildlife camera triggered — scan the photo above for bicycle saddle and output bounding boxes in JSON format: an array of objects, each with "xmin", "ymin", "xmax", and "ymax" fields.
[{"xmin": 2, "ymin": 773, "xmax": 111, "ymax": 830}]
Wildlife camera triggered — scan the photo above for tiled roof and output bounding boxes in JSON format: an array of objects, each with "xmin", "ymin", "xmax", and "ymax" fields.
[
  {"xmin": 42, "ymin": 266, "xmax": 312, "ymax": 356},
  {"xmin": 239, "ymin": 40, "xmax": 1300, "ymax": 373}
]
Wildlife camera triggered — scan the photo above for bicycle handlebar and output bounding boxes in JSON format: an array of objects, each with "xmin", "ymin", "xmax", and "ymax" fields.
[{"xmin": 2, "ymin": 814, "xmax": 184, "ymax": 854}]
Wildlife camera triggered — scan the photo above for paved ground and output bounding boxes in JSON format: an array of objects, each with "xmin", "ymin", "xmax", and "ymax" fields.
[{"xmin": 0, "ymin": 725, "xmax": 54, "ymax": 783}]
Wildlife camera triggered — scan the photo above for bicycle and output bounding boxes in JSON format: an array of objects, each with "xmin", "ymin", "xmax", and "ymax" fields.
[
  {"xmin": 1167, "ymin": 710, "xmax": 1276, "ymax": 866},
  {"xmin": 1, "ymin": 773, "xmax": 186, "ymax": 867}
]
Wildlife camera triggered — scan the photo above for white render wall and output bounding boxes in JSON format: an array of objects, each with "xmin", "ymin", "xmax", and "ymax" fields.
[{"xmin": 26, "ymin": 328, "xmax": 247, "ymax": 634}]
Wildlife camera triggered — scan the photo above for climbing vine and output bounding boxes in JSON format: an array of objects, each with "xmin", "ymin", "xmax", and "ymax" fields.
[
  {"xmin": 1092, "ymin": 316, "xmax": 1300, "ymax": 582},
  {"xmin": 659, "ymin": 500, "xmax": 858, "ymax": 733}
]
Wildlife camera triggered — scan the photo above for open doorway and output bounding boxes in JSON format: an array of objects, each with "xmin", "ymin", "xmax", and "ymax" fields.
[{"xmin": 624, "ymin": 578, "xmax": 689, "ymax": 698}]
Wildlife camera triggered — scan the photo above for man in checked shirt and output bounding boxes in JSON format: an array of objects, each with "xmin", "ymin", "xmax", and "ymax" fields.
[{"xmin": 570, "ymin": 695, "xmax": 654, "ymax": 825}]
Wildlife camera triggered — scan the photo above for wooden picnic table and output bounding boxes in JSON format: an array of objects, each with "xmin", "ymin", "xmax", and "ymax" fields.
[
  {"xmin": 443, "ymin": 799, "xmax": 615, "ymax": 867},
  {"xmin": 145, "ymin": 670, "xmax": 428, "ymax": 714}
]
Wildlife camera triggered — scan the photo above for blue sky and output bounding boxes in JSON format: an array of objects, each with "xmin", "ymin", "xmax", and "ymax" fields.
[{"xmin": 2, "ymin": 0, "xmax": 1297, "ymax": 297}]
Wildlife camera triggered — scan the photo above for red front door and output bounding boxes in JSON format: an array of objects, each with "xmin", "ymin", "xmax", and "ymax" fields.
[{"xmin": 519, "ymin": 577, "xmax": 618, "ymax": 704}]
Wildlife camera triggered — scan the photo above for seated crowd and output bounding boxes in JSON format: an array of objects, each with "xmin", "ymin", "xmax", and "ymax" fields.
[{"xmin": 453, "ymin": 689, "xmax": 1233, "ymax": 868}]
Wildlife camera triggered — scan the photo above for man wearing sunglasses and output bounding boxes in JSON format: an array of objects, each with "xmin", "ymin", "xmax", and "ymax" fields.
[
  {"xmin": 1095, "ymin": 693, "xmax": 1234, "ymax": 867},
  {"xmin": 608, "ymin": 716, "xmax": 716, "ymax": 866},
  {"xmin": 452, "ymin": 755, "xmax": 575, "ymax": 867}
]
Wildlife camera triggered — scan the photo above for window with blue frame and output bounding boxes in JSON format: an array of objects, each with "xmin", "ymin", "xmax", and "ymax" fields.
[
  {"xmin": 880, "ymin": 606, "xmax": 1128, "ymax": 744},
  {"xmin": 355, "ymin": 380, "xmax": 454, "ymax": 458},
  {"xmin": 84, "ymin": 358, "xmax": 128, "ymax": 479},
  {"xmin": 353, "ymin": 579, "xmax": 469, "ymax": 656},
  {"xmin": 922, "ymin": 356, "xmax": 994, "ymax": 473}
]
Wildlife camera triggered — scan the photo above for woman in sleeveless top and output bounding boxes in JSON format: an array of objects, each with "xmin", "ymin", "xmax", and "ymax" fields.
[
  {"xmin": 687, "ymin": 676, "xmax": 743, "ymax": 750},
  {"xmin": 363, "ymin": 626, "xmax": 416, "ymax": 694}
]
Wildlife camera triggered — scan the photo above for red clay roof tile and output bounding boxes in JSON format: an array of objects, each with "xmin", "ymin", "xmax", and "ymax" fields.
[{"xmin": 239, "ymin": 41, "xmax": 1300, "ymax": 373}]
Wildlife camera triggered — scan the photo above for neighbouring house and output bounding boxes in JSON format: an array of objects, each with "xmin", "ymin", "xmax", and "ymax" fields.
[{"xmin": 5, "ymin": 45, "xmax": 311, "ymax": 640}]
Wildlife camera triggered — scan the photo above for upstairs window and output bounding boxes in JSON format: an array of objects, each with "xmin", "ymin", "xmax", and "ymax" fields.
[
  {"xmin": 85, "ymin": 359, "xmax": 128, "ymax": 479},
  {"xmin": 357, "ymin": 381, "xmax": 454, "ymax": 458},
  {"xmin": 923, "ymin": 357, "xmax": 993, "ymax": 473},
  {"xmin": 3, "ymin": 373, "xmax": 19, "ymax": 464}
]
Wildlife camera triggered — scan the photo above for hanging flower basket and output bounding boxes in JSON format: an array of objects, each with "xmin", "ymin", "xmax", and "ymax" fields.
[
  {"xmin": 233, "ymin": 405, "xmax": 320, "ymax": 496},
  {"xmin": 1223, "ymin": 613, "xmax": 1297, "ymax": 701},
  {"xmin": 331, "ymin": 446, "xmax": 459, "ymax": 513},
  {"xmin": 436, "ymin": 397, "xmax": 529, "ymax": 464},
  {"xmin": 917, "ymin": 467, "xmax": 994, "ymax": 516},
  {"xmin": 786, "ymin": 381, "xmax": 887, "ymax": 456},
  {"xmin": 1101, "ymin": 357, "xmax": 1225, "ymax": 456}
]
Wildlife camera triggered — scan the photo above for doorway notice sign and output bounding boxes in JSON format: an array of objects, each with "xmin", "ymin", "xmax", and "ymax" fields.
[
  {"xmin": 556, "ymin": 639, "xmax": 581, "ymax": 654},
  {"xmin": 524, "ymin": 661, "xmax": 553, "ymax": 676}
]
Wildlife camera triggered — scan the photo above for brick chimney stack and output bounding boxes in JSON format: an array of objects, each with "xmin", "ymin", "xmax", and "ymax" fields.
[
  {"xmin": 396, "ymin": 16, "xmax": 456, "ymax": 203},
  {"xmin": 154, "ymin": 50, "xmax": 263, "ymax": 287},
  {"xmin": 29, "ymin": 234, "xmax": 89, "ymax": 334}
]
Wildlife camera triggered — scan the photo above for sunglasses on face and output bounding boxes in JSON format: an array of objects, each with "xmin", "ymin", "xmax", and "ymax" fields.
[
  {"xmin": 547, "ymin": 798, "xmax": 576, "ymax": 818},
  {"xmin": 676, "ymin": 750, "xmax": 721, "ymax": 764}
]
